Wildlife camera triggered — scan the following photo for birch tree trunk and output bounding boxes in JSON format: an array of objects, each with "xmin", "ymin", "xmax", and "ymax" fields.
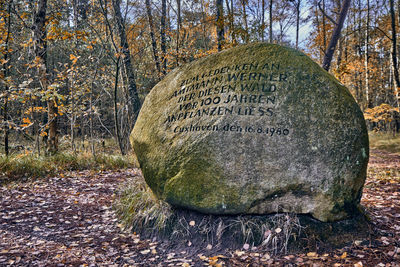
[{"xmin": 390, "ymin": 0, "xmax": 400, "ymax": 109}]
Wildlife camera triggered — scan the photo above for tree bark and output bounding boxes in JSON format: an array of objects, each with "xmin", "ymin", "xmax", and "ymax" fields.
[
  {"xmin": 2, "ymin": 0, "xmax": 12, "ymax": 156},
  {"xmin": 113, "ymin": 57, "xmax": 124, "ymax": 155},
  {"xmin": 176, "ymin": 0, "xmax": 181, "ymax": 65},
  {"xmin": 390, "ymin": 0, "xmax": 400, "ymax": 108},
  {"xmin": 145, "ymin": 0, "xmax": 161, "ymax": 77},
  {"xmin": 322, "ymin": 0, "xmax": 351, "ymax": 71},
  {"xmin": 33, "ymin": 0, "xmax": 58, "ymax": 154},
  {"xmin": 268, "ymin": 0, "xmax": 273, "ymax": 42},
  {"xmin": 112, "ymin": 0, "xmax": 141, "ymax": 123},
  {"xmin": 161, "ymin": 0, "xmax": 167, "ymax": 75},
  {"xmin": 261, "ymin": 0, "xmax": 265, "ymax": 41},
  {"xmin": 216, "ymin": 0, "xmax": 225, "ymax": 51},
  {"xmin": 241, "ymin": 0, "xmax": 249, "ymax": 43},
  {"xmin": 364, "ymin": 0, "xmax": 370, "ymax": 108},
  {"xmin": 225, "ymin": 0, "xmax": 235, "ymax": 43},
  {"xmin": 295, "ymin": 0, "xmax": 301, "ymax": 49}
]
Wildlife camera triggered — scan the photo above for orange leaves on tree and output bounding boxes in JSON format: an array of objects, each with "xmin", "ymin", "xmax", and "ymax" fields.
[
  {"xmin": 70, "ymin": 54, "xmax": 79, "ymax": 65},
  {"xmin": 20, "ymin": 117, "xmax": 32, "ymax": 128},
  {"xmin": 365, "ymin": 104, "xmax": 400, "ymax": 123}
]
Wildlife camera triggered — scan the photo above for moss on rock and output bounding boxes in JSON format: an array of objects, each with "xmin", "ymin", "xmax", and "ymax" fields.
[{"xmin": 131, "ymin": 43, "xmax": 369, "ymax": 222}]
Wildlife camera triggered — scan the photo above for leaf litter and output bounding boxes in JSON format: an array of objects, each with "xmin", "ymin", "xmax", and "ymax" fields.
[{"xmin": 0, "ymin": 149, "xmax": 399, "ymax": 266}]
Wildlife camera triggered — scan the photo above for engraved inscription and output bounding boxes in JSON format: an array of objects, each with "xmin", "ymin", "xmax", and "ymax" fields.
[{"xmin": 165, "ymin": 61, "xmax": 291, "ymax": 135}]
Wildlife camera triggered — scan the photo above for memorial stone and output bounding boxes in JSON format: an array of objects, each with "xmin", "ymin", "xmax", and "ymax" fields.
[{"xmin": 130, "ymin": 43, "xmax": 369, "ymax": 222}]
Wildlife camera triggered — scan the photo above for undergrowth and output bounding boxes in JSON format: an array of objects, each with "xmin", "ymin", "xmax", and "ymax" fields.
[
  {"xmin": 369, "ymin": 131, "xmax": 400, "ymax": 153},
  {"xmin": 0, "ymin": 152, "xmax": 133, "ymax": 184},
  {"xmin": 114, "ymin": 176, "xmax": 303, "ymax": 254}
]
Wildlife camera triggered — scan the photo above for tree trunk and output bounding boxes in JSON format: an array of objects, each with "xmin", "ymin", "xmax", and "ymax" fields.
[
  {"xmin": 176, "ymin": 0, "xmax": 181, "ymax": 65},
  {"xmin": 112, "ymin": 0, "xmax": 141, "ymax": 123},
  {"xmin": 241, "ymin": 0, "xmax": 249, "ymax": 43},
  {"xmin": 113, "ymin": 57, "xmax": 125, "ymax": 155},
  {"xmin": 322, "ymin": 0, "xmax": 351, "ymax": 71},
  {"xmin": 390, "ymin": 0, "xmax": 400, "ymax": 108},
  {"xmin": 216, "ymin": 0, "xmax": 225, "ymax": 51},
  {"xmin": 225, "ymin": 0, "xmax": 235, "ymax": 43},
  {"xmin": 364, "ymin": 0, "xmax": 370, "ymax": 108},
  {"xmin": 268, "ymin": 0, "xmax": 273, "ymax": 43},
  {"xmin": 261, "ymin": 0, "xmax": 265, "ymax": 42},
  {"xmin": 295, "ymin": 0, "xmax": 301, "ymax": 49},
  {"xmin": 33, "ymin": 0, "xmax": 58, "ymax": 154},
  {"xmin": 161, "ymin": 0, "xmax": 167, "ymax": 75},
  {"xmin": 2, "ymin": 0, "xmax": 12, "ymax": 156},
  {"xmin": 145, "ymin": 0, "xmax": 161, "ymax": 77},
  {"xmin": 322, "ymin": 0, "xmax": 326, "ymax": 51}
]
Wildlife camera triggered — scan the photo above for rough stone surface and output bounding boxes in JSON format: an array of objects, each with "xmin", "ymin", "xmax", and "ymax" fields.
[{"xmin": 131, "ymin": 43, "xmax": 369, "ymax": 222}]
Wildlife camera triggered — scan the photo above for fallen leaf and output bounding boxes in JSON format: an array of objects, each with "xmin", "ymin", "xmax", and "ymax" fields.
[
  {"xmin": 140, "ymin": 249, "xmax": 150, "ymax": 255},
  {"xmin": 307, "ymin": 252, "xmax": 317, "ymax": 257}
]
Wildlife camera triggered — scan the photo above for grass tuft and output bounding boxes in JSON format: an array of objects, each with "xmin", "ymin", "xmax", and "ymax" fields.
[
  {"xmin": 114, "ymin": 176, "xmax": 303, "ymax": 253},
  {"xmin": 114, "ymin": 176, "xmax": 173, "ymax": 233},
  {"xmin": 0, "ymin": 152, "xmax": 134, "ymax": 184}
]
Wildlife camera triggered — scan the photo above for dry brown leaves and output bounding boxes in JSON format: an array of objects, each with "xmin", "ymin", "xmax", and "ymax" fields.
[{"xmin": 0, "ymin": 150, "xmax": 399, "ymax": 266}]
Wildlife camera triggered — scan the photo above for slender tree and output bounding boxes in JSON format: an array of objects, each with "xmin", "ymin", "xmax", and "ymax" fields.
[
  {"xmin": 389, "ymin": 0, "xmax": 400, "ymax": 108},
  {"xmin": 241, "ymin": 0, "xmax": 249, "ymax": 43},
  {"xmin": 1, "ymin": 0, "xmax": 12, "ymax": 156},
  {"xmin": 216, "ymin": 0, "xmax": 225, "ymax": 50},
  {"xmin": 269, "ymin": 0, "xmax": 273, "ymax": 42},
  {"xmin": 322, "ymin": 0, "xmax": 351, "ymax": 71},
  {"xmin": 176, "ymin": 0, "xmax": 181, "ymax": 65},
  {"xmin": 365, "ymin": 0, "xmax": 370, "ymax": 108},
  {"xmin": 32, "ymin": 0, "xmax": 58, "ymax": 154},
  {"xmin": 145, "ymin": 0, "xmax": 161, "ymax": 77},
  {"xmin": 112, "ymin": 0, "xmax": 141, "ymax": 153},
  {"xmin": 161, "ymin": 0, "xmax": 167, "ymax": 75}
]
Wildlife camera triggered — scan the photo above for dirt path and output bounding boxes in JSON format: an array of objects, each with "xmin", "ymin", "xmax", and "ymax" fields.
[{"xmin": 0, "ymin": 151, "xmax": 399, "ymax": 266}]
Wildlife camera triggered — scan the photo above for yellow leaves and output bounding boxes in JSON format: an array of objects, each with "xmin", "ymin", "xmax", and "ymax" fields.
[
  {"xmin": 306, "ymin": 252, "xmax": 317, "ymax": 257},
  {"xmin": 70, "ymin": 54, "xmax": 79, "ymax": 65},
  {"xmin": 20, "ymin": 117, "xmax": 32, "ymax": 128},
  {"xmin": 340, "ymin": 251, "xmax": 347, "ymax": 259},
  {"xmin": 22, "ymin": 117, "xmax": 31, "ymax": 124},
  {"xmin": 365, "ymin": 104, "xmax": 399, "ymax": 123},
  {"xmin": 24, "ymin": 106, "xmax": 46, "ymax": 115},
  {"xmin": 198, "ymin": 254, "xmax": 226, "ymax": 267},
  {"xmin": 0, "ymin": 58, "xmax": 9, "ymax": 65}
]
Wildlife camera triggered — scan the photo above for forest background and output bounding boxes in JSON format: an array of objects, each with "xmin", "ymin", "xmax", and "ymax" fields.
[{"xmin": 0, "ymin": 0, "xmax": 399, "ymax": 163}]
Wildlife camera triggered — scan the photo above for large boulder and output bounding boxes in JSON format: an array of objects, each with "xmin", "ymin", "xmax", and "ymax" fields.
[{"xmin": 131, "ymin": 43, "xmax": 369, "ymax": 222}]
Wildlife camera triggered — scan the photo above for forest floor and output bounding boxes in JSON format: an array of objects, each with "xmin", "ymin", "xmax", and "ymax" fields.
[{"xmin": 0, "ymin": 149, "xmax": 399, "ymax": 266}]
